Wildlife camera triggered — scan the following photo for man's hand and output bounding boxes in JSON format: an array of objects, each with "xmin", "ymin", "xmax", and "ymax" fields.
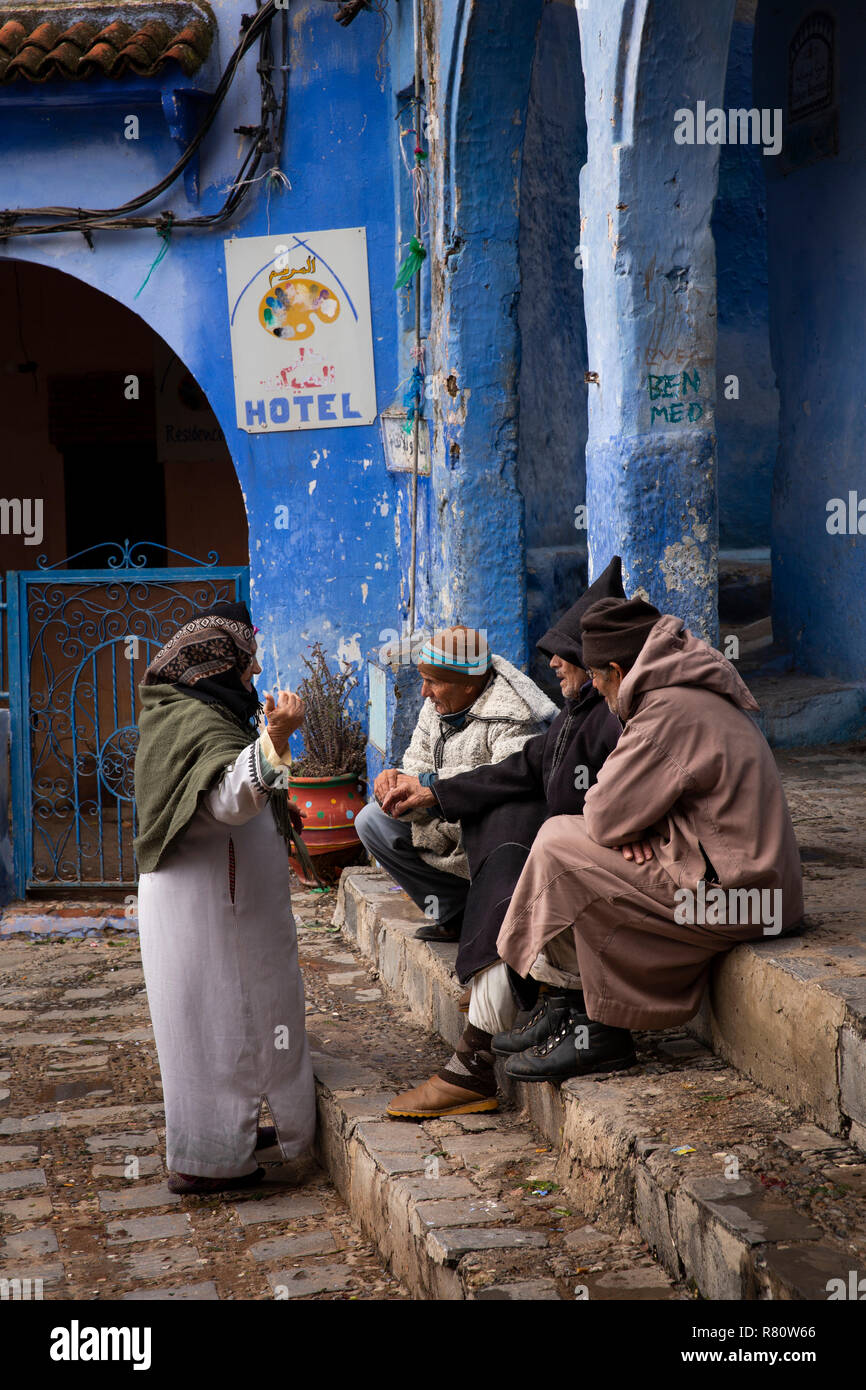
[
  {"xmin": 286, "ymin": 803, "xmax": 307, "ymax": 833},
  {"xmin": 264, "ymin": 689, "xmax": 305, "ymax": 756},
  {"xmin": 381, "ymin": 777, "xmax": 436, "ymax": 817},
  {"xmin": 617, "ymin": 838, "xmax": 654, "ymax": 865},
  {"xmin": 373, "ymin": 767, "xmax": 404, "ymax": 802}
]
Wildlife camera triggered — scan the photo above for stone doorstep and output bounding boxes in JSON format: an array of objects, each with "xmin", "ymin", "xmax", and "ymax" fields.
[
  {"xmin": 336, "ymin": 867, "xmax": 866, "ymax": 1149},
  {"xmin": 695, "ymin": 949, "xmax": 866, "ymax": 1140},
  {"xmin": 747, "ymin": 677, "xmax": 866, "ymax": 750},
  {"xmin": 333, "ymin": 868, "xmax": 866, "ymax": 1302}
]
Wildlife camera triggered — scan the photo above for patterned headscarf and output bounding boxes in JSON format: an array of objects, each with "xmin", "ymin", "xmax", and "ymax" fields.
[{"xmin": 142, "ymin": 601, "xmax": 260, "ymax": 725}]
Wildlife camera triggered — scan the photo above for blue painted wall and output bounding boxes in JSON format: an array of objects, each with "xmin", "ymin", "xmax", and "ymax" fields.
[
  {"xmin": 0, "ymin": 0, "xmax": 403, "ymax": 747},
  {"xmin": 713, "ymin": 10, "xmax": 778, "ymax": 549},
  {"xmin": 755, "ymin": 0, "xmax": 866, "ymax": 678},
  {"xmin": 518, "ymin": 0, "xmax": 587, "ymax": 553},
  {"xmin": 8, "ymin": 0, "xmax": 853, "ymax": 806}
]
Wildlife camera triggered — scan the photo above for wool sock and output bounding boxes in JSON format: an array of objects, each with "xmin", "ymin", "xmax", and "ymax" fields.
[{"xmin": 436, "ymin": 1021, "xmax": 496, "ymax": 1097}]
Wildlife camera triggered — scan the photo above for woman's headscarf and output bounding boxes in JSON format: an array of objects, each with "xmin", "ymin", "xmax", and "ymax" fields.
[
  {"xmin": 135, "ymin": 598, "xmax": 314, "ymax": 874},
  {"xmin": 142, "ymin": 600, "xmax": 260, "ymax": 725}
]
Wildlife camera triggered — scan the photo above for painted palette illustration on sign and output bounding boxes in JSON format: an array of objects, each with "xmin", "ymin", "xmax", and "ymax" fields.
[{"xmin": 224, "ymin": 227, "xmax": 377, "ymax": 433}]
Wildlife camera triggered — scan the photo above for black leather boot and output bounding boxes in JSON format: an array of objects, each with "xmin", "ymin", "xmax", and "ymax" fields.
[
  {"xmin": 415, "ymin": 910, "xmax": 463, "ymax": 942},
  {"xmin": 504, "ymin": 1010, "xmax": 635, "ymax": 1082},
  {"xmin": 491, "ymin": 989, "xmax": 584, "ymax": 1056}
]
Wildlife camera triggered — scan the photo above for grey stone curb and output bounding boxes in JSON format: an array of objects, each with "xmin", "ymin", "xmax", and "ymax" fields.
[
  {"xmin": 312, "ymin": 1077, "xmax": 562, "ymax": 1300},
  {"xmin": 691, "ymin": 944, "xmax": 866, "ymax": 1146},
  {"xmin": 335, "ymin": 869, "xmax": 863, "ymax": 1301}
]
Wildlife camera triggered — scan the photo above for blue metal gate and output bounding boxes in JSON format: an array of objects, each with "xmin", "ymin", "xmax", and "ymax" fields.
[{"xmin": 6, "ymin": 541, "xmax": 249, "ymax": 896}]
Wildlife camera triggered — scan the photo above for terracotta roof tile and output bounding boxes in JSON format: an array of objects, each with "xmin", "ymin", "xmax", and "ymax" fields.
[
  {"xmin": 0, "ymin": 18, "xmax": 29, "ymax": 79},
  {"xmin": 0, "ymin": 4, "xmax": 214, "ymax": 83}
]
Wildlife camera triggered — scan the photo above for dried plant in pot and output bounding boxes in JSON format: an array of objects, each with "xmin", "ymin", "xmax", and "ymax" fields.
[{"xmin": 287, "ymin": 642, "xmax": 367, "ymax": 886}]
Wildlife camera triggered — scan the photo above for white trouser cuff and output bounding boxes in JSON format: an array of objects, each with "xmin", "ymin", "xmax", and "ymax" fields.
[{"xmin": 468, "ymin": 960, "xmax": 518, "ymax": 1035}]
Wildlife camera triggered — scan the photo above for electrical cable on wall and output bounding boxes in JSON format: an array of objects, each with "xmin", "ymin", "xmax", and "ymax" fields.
[
  {"xmin": 392, "ymin": 0, "xmax": 427, "ymax": 637},
  {"xmin": 0, "ymin": 0, "xmax": 289, "ymax": 243}
]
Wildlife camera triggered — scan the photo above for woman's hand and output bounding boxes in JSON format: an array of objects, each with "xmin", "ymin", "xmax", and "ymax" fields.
[
  {"xmin": 286, "ymin": 802, "xmax": 307, "ymax": 833},
  {"xmin": 264, "ymin": 689, "xmax": 304, "ymax": 756}
]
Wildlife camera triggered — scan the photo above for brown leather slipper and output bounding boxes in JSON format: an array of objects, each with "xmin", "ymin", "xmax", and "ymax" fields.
[{"xmin": 387, "ymin": 1074, "xmax": 498, "ymax": 1119}]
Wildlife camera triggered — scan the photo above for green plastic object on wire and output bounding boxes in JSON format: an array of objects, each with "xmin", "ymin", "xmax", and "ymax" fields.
[
  {"xmin": 394, "ymin": 234, "xmax": 426, "ymax": 291},
  {"xmin": 135, "ymin": 214, "xmax": 174, "ymax": 299}
]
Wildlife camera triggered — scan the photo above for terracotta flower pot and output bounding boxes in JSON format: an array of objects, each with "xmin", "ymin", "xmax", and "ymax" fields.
[{"xmin": 287, "ymin": 772, "xmax": 366, "ymax": 886}]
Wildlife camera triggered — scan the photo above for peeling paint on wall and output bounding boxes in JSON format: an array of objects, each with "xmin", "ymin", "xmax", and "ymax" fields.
[
  {"xmin": 662, "ymin": 536, "xmax": 714, "ymax": 593},
  {"xmin": 337, "ymin": 632, "xmax": 362, "ymax": 667}
]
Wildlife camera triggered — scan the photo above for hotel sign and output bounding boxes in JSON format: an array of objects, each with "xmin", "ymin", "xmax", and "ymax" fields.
[{"xmin": 224, "ymin": 227, "xmax": 377, "ymax": 433}]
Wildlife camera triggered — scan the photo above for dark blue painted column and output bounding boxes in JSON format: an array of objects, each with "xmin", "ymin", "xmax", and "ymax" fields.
[{"xmin": 756, "ymin": 0, "xmax": 866, "ymax": 679}]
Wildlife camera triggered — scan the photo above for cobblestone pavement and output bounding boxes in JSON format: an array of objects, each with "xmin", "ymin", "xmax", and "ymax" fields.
[
  {"xmin": 0, "ymin": 884, "xmax": 700, "ymax": 1303},
  {"xmin": 292, "ymin": 887, "xmax": 690, "ymax": 1301},
  {"xmin": 0, "ymin": 902, "xmax": 409, "ymax": 1302}
]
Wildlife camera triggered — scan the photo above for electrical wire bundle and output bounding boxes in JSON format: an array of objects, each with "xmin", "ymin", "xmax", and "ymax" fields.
[{"xmin": 0, "ymin": 0, "xmax": 289, "ymax": 242}]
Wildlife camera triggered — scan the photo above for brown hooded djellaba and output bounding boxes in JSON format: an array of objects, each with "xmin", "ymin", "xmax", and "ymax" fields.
[{"xmin": 496, "ymin": 614, "xmax": 804, "ymax": 1031}]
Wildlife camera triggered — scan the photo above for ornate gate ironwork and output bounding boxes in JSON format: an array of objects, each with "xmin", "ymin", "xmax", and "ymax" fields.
[{"xmin": 7, "ymin": 541, "xmax": 249, "ymax": 894}]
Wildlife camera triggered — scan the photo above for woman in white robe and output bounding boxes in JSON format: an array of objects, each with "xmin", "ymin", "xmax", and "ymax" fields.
[{"xmin": 133, "ymin": 602, "xmax": 315, "ymax": 1194}]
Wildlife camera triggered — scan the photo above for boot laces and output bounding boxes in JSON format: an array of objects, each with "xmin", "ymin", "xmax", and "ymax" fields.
[
  {"xmin": 537, "ymin": 1019, "xmax": 570, "ymax": 1055},
  {"xmin": 517, "ymin": 998, "xmax": 548, "ymax": 1034},
  {"xmin": 536, "ymin": 1009, "xmax": 584, "ymax": 1056}
]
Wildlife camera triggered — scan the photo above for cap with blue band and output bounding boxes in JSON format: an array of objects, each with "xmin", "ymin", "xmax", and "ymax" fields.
[{"xmin": 416, "ymin": 626, "xmax": 491, "ymax": 681}]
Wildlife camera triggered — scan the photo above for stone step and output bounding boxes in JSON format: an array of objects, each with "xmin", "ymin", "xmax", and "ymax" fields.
[
  {"xmin": 307, "ymin": 925, "xmax": 686, "ymax": 1301},
  {"xmin": 718, "ymin": 548, "xmax": 771, "ymax": 627},
  {"xmin": 693, "ymin": 744, "xmax": 866, "ymax": 1146},
  {"xmin": 745, "ymin": 674, "xmax": 866, "ymax": 748},
  {"xmin": 334, "ymin": 867, "xmax": 866, "ymax": 1299}
]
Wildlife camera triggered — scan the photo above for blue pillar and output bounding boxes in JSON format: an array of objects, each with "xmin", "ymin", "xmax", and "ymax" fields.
[
  {"xmin": 424, "ymin": 0, "xmax": 545, "ymax": 668},
  {"xmin": 577, "ymin": 0, "xmax": 735, "ymax": 643}
]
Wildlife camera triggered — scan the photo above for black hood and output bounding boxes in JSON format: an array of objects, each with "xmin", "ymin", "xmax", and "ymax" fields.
[{"xmin": 536, "ymin": 555, "xmax": 626, "ymax": 668}]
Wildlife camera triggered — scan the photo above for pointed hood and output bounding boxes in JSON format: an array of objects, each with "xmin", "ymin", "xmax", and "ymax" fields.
[
  {"xmin": 617, "ymin": 614, "xmax": 760, "ymax": 722},
  {"xmin": 536, "ymin": 555, "xmax": 626, "ymax": 668}
]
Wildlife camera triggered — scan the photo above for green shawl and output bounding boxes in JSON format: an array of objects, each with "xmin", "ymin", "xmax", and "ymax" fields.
[{"xmin": 134, "ymin": 683, "xmax": 293, "ymax": 873}]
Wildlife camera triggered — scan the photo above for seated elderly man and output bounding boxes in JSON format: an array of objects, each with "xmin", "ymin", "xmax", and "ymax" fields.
[
  {"xmin": 493, "ymin": 594, "xmax": 805, "ymax": 1082},
  {"xmin": 378, "ymin": 558, "xmax": 627, "ymax": 1118},
  {"xmin": 355, "ymin": 626, "xmax": 556, "ymax": 1096},
  {"xmin": 357, "ymin": 625, "xmax": 556, "ymax": 935}
]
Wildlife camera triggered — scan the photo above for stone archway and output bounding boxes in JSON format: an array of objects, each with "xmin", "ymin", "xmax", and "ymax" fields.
[
  {"xmin": 0, "ymin": 257, "xmax": 248, "ymax": 573},
  {"xmin": 0, "ymin": 258, "xmax": 250, "ymax": 898}
]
